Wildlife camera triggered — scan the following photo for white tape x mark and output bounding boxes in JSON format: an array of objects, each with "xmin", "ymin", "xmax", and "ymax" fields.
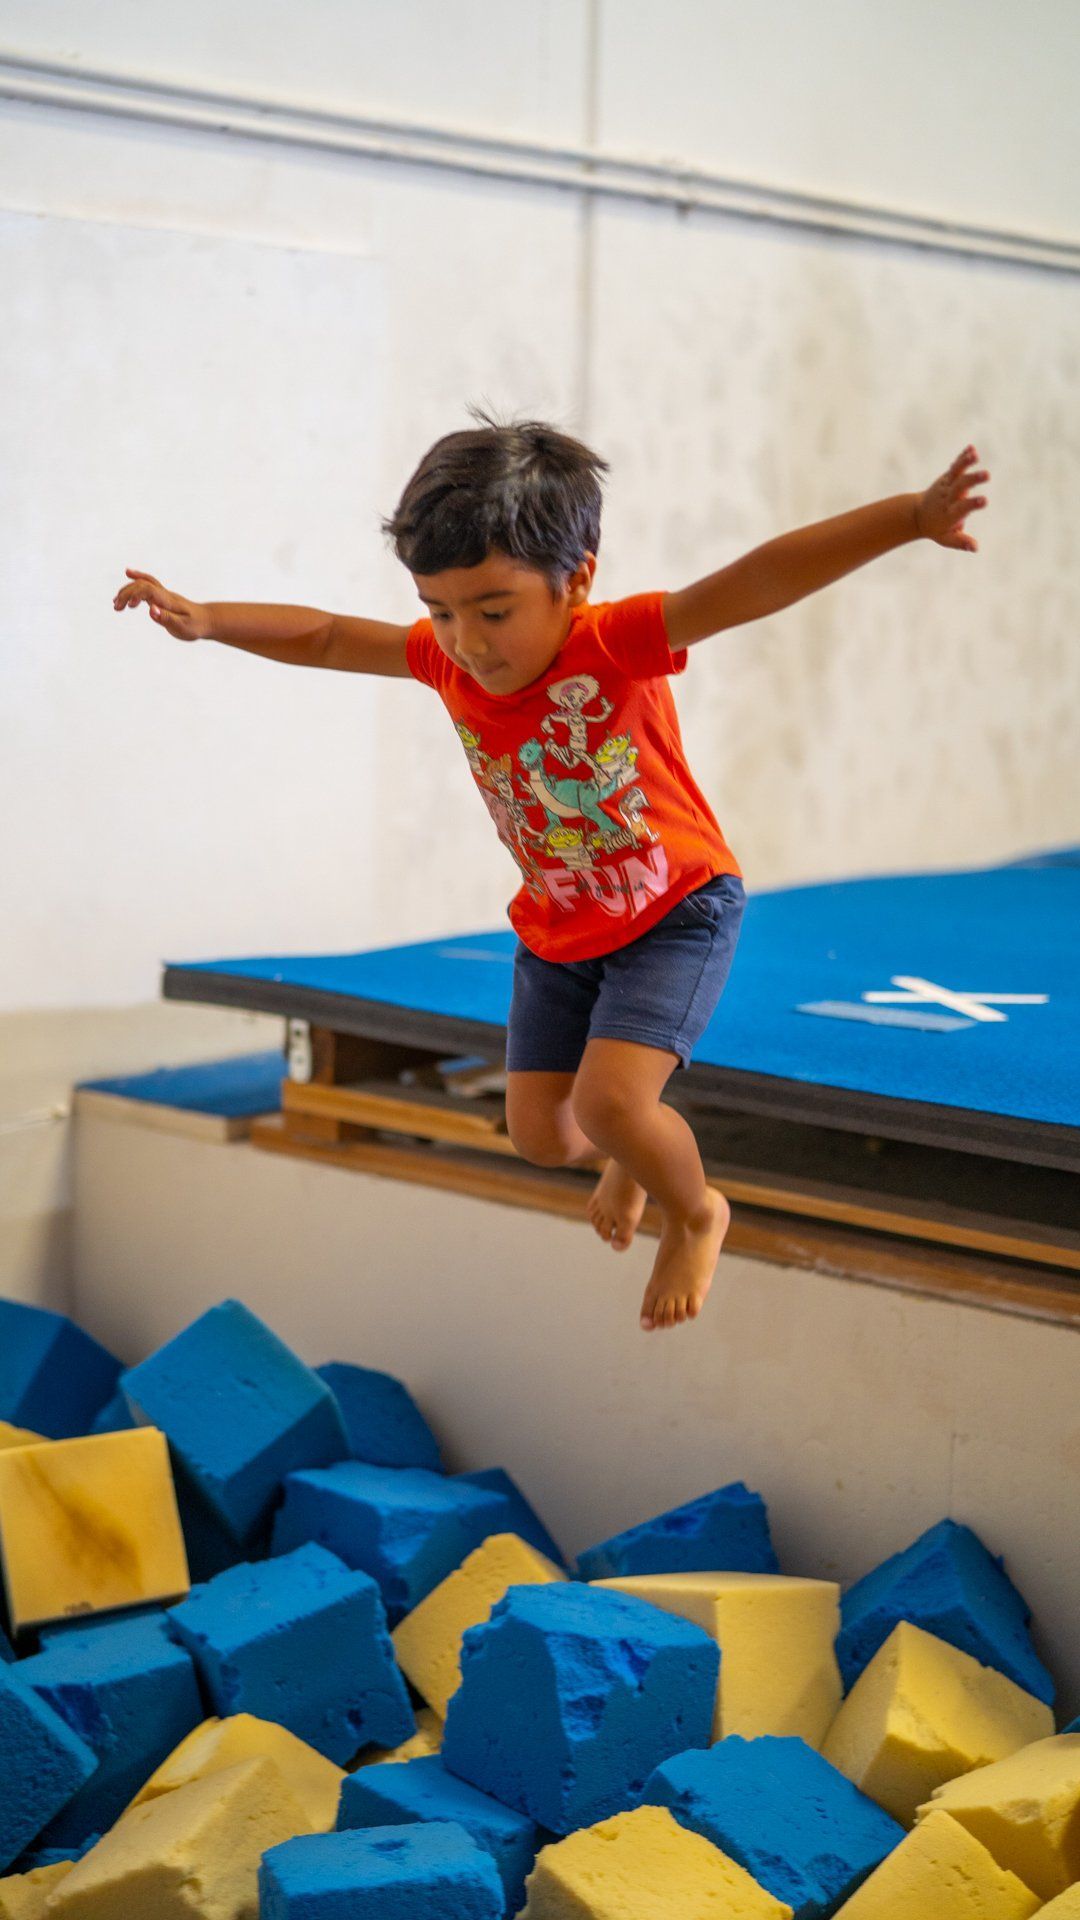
[{"xmin": 861, "ymin": 976, "xmax": 1049, "ymax": 1025}]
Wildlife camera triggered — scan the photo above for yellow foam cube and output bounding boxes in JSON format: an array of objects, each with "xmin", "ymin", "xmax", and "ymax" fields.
[
  {"xmin": 919, "ymin": 1734, "xmax": 1080, "ymax": 1901},
  {"xmin": 832, "ymin": 1808, "xmax": 1039, "ymax": 1918},
  {"xmin": 0, "ymin": 1424, "xmax": 45, "ymax": 1453},
  {"xmin": 352, "ymin": 1707, "xmax": 443, "ymax": 1769},
  {"xmin": 0, "ymin": 1428, "xmax": 189, "ymax": 1631},
  {"xmin": 520, "ymin": 1804, "xmax": 793, "ymax": 1917},
  {"xmin": 127, "ymin": 1714, "xmax": 344, "ymax": 1831},
  {"xmin": 592, "ymin": 1571, "xmax": 841, "ymax": 1746},
  {"xmin": 0, "ymin": 1861, "xmax": 73, "ymax": 1919},
  {"xmin": 822, "ymin": 1621, "xmax": 1054, "ymax": 1825},
  {"xmin": 1037, "ymin": 1887, "xmax": 1080, "ymax": 1917},
  {"xmin": 45, "ymin": 1757, "xmax": 311, "ymax": 1918},
  {"xmin": 392, "ymin": 1532, "xmax": 566, "ymax": 1718}
]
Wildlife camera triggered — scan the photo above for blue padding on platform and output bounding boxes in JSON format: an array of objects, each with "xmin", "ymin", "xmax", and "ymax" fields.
[
  {"xmin": 79, "ymin": 1052, "xmax": 282, "ymax": 1117},
  {"xmin": 169, "ymin": 859, "xmax": 1080, "ymax": 1129}
]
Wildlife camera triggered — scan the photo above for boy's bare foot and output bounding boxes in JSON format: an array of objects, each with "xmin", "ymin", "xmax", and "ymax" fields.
[
  {"xmin": 639, "ymin": 1188, "xmax": 730, "ymax": 1332},
  {"xmin": 587, "ymin": 1159, "xmax": 648, "ymax": 1251}
]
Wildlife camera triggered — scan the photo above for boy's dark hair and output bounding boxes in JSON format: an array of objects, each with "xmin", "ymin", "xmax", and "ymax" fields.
[{"xmin": 382, "ymin": 406, "xmax": 609, "ymax": 596}]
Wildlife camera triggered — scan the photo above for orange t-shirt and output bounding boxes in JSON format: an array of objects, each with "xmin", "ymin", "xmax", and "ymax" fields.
[{"xmin": 406, "ymin": 591, "xmax": 741, "ymax": 962}]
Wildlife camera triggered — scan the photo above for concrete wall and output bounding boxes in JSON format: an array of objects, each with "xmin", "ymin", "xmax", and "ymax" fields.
[{"xmin": 73, "ymin": 1112, "xmax": 1080, "ymax": 1720}]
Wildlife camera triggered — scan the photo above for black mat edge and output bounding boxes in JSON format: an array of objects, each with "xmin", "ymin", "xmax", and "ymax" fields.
[{"xmin": 162, "ymin": 966, "xmax": 1080, "ymax": 1174}]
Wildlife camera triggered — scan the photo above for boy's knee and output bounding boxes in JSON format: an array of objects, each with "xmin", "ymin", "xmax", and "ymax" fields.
[
  {"xmin": 506, "ymin": 1111, "xmax": 575, "ymax": 1168},
  {"xmin": 571, "ymin": 1077, "xmax": 628, "ymax": 1144}
]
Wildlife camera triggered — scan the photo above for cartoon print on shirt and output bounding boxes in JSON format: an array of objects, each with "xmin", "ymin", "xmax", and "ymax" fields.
[
  {"xmin": 618, "ymin": 786, "xmax": 658, "ymax": 843},
  {"xmin": 482, "ymin": 755, "xmax": 547, "ymax": 896},
  {"xmin": 540, "ymin": 675, "xmax": 613, "ymax": 771},
  {"xmin": 455, "ymin": 720, "xmax": 490, "ymax": 783},
  {"xmin": 451, "ymin": 673, "xmax": 661, "ymax": 904}
]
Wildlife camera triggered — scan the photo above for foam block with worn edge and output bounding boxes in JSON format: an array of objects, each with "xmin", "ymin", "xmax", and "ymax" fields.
[
  {"xmin": 43, "ymin": 1756, "xmax": 312, "ymax": 1918},
  {"xmin": 353, "ymin": 1707, "xmax": 443, "ymax": 1770},
  {"xmin": 16, "ymin": 1612, "xmax": 202, "ymax": 1848},
  {"xmin": 126, "ymin": 1712, "xmax": 344, "ymax": 1832},
  {"xmin": 520, "ymin": 1804, "xmax": 794, "ymax": 1919},
  {"xmin": 0, "ymin": 1304, "xmax": 120, "ymax": 1442},
  {"xmin": 165, "ymin": 1540, "xmax": 413, "ymax": 1764},
  {"xmin": 822, "ymin": 1619, "xmax": 1054, "ymax": 1826},
  {"xmin": 831, "ymin": 1808, "xmax": 1040, "ymax": 1918},
  {"xmin": 917, "ymin": 1732, "xmax": 1080, "ymax": 1900},
  {"xmin": 642, "ymin": 1734, "xmax": 904, "ymax": 1918},
  {"xmin": 271, "ymin": 1461, "xmax": 506, "ymax": 1624},
  {"xmin": 0, "ymin": 1664, "xmax": 96, "ymax": 1873},
  {"xmin": 455, "ymin": 1468, "xmax": 567, "ymax": 1567},
  {"xmin": 316, "ymin": 1364, "xmax": 442, "ymax": 1473},
  {"xmin": 393, "ymin": 1532, "xmax": 566, "ymax": 1718},
  {"xmin": 593, "ymin": 1570, "xmax": 841, "ymax": 1746},
  {"xmin": 0, "ymin": 1860, "xmax": 74, "ymax": 1919},
  {"xmin": 576, "ymin": 1481, "xmax": 778, "ymax": 1581},
  {"xmin": 339, "ymin": 1753, "xmax": 544, "ymax": 1915},
  {"xmin": 0, "ymin": 1428, "xmax": 190, "ymax": 1634},
  {"xmin": 837, "ymin": 1519, "xmax": 1053, "ymax": 1705},
  {"xmin": 441, "ymin": 1582, "xmax": 719, "ymax": 1834},
  {"xmin": 1037, "ymin": 1889, "xmax": 1080, "ymax": 1918},
  {"xmin": 120, "ymin": 1298, "xmax": 349, "ymax": 1550},
  {"xmin": 259, "ymin": 1821, "xmax": 504, "ymax": 1919}
]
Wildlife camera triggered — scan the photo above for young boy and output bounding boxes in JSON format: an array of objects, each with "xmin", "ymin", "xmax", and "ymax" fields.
[{"xmin": 113, "ymin": 417, "xmax": 989, "ymax": 1333}]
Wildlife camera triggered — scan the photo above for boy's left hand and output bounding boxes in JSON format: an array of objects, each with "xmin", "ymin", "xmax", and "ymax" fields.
[{"xmin": 915, "ymin": 446, "xmax": 990, "ymax": 551}]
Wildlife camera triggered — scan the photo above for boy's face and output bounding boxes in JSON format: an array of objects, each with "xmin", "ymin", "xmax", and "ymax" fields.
[{"xmin": 413, "ymin": 549, "xmax": 596, "ymax": 695}]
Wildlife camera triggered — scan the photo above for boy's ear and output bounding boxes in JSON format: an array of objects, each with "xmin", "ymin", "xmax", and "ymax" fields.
[{"xmin": 566, "ymin": 553, "xmax": 597, "ymax": 604}]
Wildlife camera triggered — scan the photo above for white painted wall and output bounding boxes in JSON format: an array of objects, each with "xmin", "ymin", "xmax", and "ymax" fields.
[
  {"xmin": 73, "ymin": 1114, "xmax": 1080, "ymax": 1722},
  {"xmin": 2, "ymin": 5, "xmax": 1077, "ymax": 1310}
]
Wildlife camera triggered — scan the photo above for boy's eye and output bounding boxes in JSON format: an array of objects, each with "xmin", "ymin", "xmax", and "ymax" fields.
[{"xmin": 482, "ymin": 611, "xmax": 507, "ymax": 623}]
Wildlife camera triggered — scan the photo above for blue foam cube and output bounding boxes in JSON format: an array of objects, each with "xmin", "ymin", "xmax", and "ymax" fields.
[
  {"xmin": 260, "ymin": 1822, "xmax": 504, "ymax": 1918},
  {"xmin": 0, "ymin": 1625, "xmax": 12, "ymax": 1664},
  {"xmin": 0, "ymin": 1663, "xmax": 97, "ymax": 1871},
  {"xmin": 317, "ymin": 1363, "xmax": 442, "ymax": 1472},
  {"xmin": 1062, "ymin": 1714, "xmax": 1080, "ymax": 1733},
  {"xmin": 441, "ymin": 1582, "xmax": 718, "ymax": 1835},
  {"xmin": 271, "ymin": 1462, "xmax": 506, "ymax": 1624},
  {"xmin": 37, "ymin": 1604, "xmax": 166, "ymax": 1648},
  {"xmin": 576, "ymin": 1480, "xmax": 778, "ymax": 1581},
  {"xmin": 89, "ymin": 1389, "xmax": 135, "ymax": 1436},
  {"xmin": 456, "ymin": 1468, "xmax": 566, "ymax": 1568},
  {"xmin": 339, "ymin": 1754, "xmax": 543, "ymax": 1914},
  {"xmin": 643, "ymin": 1734, "xmax": 904, "ymax": 1918},
  {"xmin": 837, "ymin": 1518, "xmax": 1054, "ymax": 1704},
  {"xmin": 120, "ymin": 1298, "xmax": 348, "ymax": 1549},
  {"xmin": 165, "ymin": 1541, "xmax": 412, "ymax": 1763},
  {"xmin": 17, "ymin": 1613, "xmax": 202, "ymax": 1847},
  {"xmin": 0, "ymin": 1301, "xmax": 120, "ymax": 1440},
  {"xmin": 12, "ymin": 1833, "xmax": 100, "ymax": 1872}
]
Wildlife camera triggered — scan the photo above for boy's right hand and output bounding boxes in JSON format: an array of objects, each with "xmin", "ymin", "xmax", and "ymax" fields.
[{"xmin": 112, "ymin": 570, "xmax": 210, "ymax": 641}]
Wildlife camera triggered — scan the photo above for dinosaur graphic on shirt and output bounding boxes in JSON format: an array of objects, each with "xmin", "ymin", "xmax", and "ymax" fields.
[{"xmin": 517, "ymin": 736, "xmax": 633, "ymax": 839}]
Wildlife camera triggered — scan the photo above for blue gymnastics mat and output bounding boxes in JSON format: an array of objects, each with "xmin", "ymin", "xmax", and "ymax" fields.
[{"xmin": 164, "ymin": 853, "xmax": 1080, "ymax": 1166}]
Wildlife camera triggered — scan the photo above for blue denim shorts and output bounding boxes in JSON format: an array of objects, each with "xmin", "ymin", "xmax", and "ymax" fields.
[{"xmin": 506, "ymin": 872, "xmax": 746, "ymax": 1074}]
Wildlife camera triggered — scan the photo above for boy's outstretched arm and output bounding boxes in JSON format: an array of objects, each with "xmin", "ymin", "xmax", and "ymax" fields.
[
  {"xmin": 663, "ymin": 447, "xmax": 990, "ymax": 650},
  {"xmin": 112, "ymin": 570, "xmax": 412, "ymax": 676}
]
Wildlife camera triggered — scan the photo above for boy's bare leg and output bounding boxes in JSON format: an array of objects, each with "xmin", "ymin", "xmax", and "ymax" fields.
[
  {"xmin": 586, "ymin": 1160, "xmax": 648, "ymax": 1251},
  {"xmin": 572, "ymin": 1038, "xmax": 730, "ymax": 1331},
  {"xmin": 504, "ymin": 1070, "xmax": 648, "ymax": 1249}
]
